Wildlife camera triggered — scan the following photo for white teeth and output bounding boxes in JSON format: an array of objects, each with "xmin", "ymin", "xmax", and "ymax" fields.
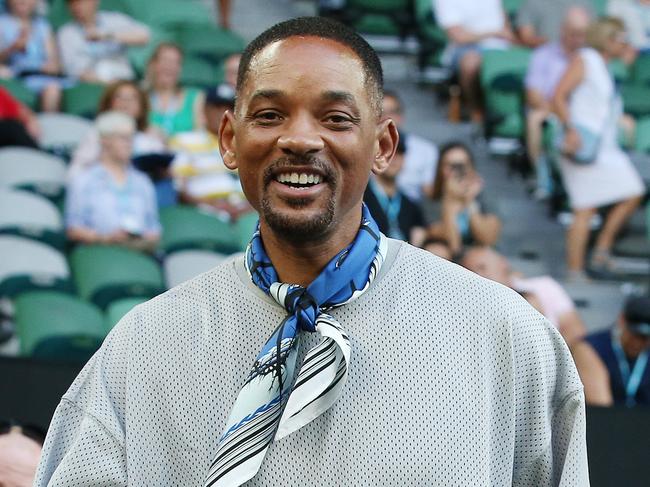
[{"xmin": 275, "ymin": 172, "xmax": 323, "ymax": 185}]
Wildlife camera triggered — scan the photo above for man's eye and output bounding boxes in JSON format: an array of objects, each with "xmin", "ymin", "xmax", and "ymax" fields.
[
  {"xmin": 255, "ymin": 112, "xmax": 282, "ymax": 123},
  {"xmin": 324, "ymin": 114, "xmax": 354, "ymax": 127}
]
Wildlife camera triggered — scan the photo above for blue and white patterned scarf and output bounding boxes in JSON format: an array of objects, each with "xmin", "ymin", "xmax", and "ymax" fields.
[{"xmin": 204, "ymin": 204, "xmax": 387, "ymax": 487}]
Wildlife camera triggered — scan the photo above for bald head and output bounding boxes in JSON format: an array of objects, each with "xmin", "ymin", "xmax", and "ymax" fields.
[{"xmin": 561, "ymin": 6, "xmax": 591, "ymax": 53}]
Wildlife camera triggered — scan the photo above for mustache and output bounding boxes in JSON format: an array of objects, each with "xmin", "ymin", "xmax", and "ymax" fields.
[{"xmin": 262, "ymin": 155, "xmax": 336, "ymax": 186}]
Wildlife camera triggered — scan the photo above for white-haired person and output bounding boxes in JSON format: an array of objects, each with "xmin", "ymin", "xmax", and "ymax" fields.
[{"xmin": 65, "ymin": 111, "xmax": 161, "ymax": 253}]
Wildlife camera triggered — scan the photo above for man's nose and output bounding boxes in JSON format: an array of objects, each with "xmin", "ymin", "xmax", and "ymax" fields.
[{"xmin": 277, "ymin": 114, "xmax": 325, "ymax": 156}]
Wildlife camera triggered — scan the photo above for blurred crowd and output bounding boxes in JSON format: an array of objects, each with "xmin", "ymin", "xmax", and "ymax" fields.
[{"xmin": 1, "ymin": 1, "xmax": 650, "ymax": 484}]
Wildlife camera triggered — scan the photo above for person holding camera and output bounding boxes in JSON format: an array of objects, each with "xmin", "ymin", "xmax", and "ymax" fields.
[
  {"xmin": 552, "ymin": 17, "xmax": 645, "ymax": 280},
  {"xmin": 425, "ymin": 141, "xmax": 502, "ymax": 256}
]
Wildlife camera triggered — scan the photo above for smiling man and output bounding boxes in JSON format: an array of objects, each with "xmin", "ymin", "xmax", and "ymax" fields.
[{"xmin": 35, "ymin": 17, "xmax": 589, "ymax": 487}]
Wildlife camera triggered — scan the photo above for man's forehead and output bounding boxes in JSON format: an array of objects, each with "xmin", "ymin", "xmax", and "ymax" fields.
[{"xmin": 244, "ymin": 36, "xmax": 367, "ymax": 93}]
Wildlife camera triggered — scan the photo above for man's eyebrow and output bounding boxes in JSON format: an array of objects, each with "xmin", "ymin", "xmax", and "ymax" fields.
[
  {"xmin": 321, "ymin": 91, "xmax": 360, "ymax": 112},
  {"xmin": 249, "ymin": 89, "xmax": 284, "ymax": 103}
]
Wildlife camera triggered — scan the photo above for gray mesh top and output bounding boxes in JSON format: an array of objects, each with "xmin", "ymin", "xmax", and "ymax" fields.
[{"xmin": 35, "ymin": 239, "xmax": 589, "ymax": 486}]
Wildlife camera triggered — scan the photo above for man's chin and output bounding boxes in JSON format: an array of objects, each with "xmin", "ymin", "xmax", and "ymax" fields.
[{"xmin": 260, "ymin": 200, "xmax": 335, "ymax": 243}]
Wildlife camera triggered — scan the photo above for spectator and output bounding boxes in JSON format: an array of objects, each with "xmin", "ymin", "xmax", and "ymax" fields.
[
  {"xmin": 65, "ymin": 111, "xmax": 161, "ymax": 253},
  {"xmin": 525, "ymin": 6, "xmax": 591, "ymax": 198},
  {"xmin": 433, "ymin": 0, "xmax": 514, "ymax": 122},
  {"xmin": 0, "ymin": 0, "xmax": 68, "ymax": 111},
  {"xmin": 421, "ymin": 236, "xmax": 454, "ymax": 260},
  {"xmin": 516, "ymin": 0, "xmax": 593, "ymax": 48},
  {"xmin": 146, "ymin": 43, "xmax": 205, "ymax": 137},
  {"xmin": 572, "ymin": 295, "xmax": 650, "ymax": 407},
  {"xmin": 224, "ymin": 52, "xmax": 240, "ymax": 89},
  {"xmin": 608, "ymin": 0, "xmax": 650, "ymax": 52},
  {"xmin": 57, "ymin": 0, "xmax": 150, "ymax": 83},
  {"xmin": 364, "ymin": 136, "xmax": 426, "ymax": 245},
  {"xmin": 552, "ymin": 16, "xmax": 645, "ymax": 278},
  {"xmin": 169, "ymin": 83, "xmax": 249, "ymax": 219},
  {"xmin": 461, "ymin": 246, "xmax": 587, "ymax": 346},
  {"xmin": 69, "ymin": 80, "xmax": 165, "ymax": 179},
  {"xmin": 381, "ymin": 91, "xmax": 438, "ymax": 203},
  {"xmin": 426, "ymin": 141, "xmax": 501, "ymax": 255},
  {"xmin": 0, "ymin": 84, "xmax": 40, "ymax": 147},
  {"xmin": 0, "ymin": 421, "xmax": 44, "ymax": 487}
]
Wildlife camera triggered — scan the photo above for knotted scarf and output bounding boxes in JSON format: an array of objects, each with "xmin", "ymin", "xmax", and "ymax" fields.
[{"xmin": 204, "ymin": 204, "xmax": 387, "ymax": 487}]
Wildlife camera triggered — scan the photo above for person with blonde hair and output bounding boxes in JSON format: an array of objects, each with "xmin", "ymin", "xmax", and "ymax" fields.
[{"xmin": 552, "ymin": 16, "xmax": 645, "ymax": 279}]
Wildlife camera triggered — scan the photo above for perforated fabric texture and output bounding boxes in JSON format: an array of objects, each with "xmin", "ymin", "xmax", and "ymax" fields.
[{"xmin": 35, "ymin": 239, "xmax": 589, "ymax": 486}]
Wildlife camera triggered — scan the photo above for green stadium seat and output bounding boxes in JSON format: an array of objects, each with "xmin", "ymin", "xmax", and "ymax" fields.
[
  {"xmin": 174, "ymin": 25, "xmax": 245, "ymax": 62},
  {"xmin": 105, "ymin": 296, "xmax": 147, "ymax": 331},
  {"xmin": 130, "ymin": 0, "xmax": 213, "ymax": 29},
  {"xmin": 413, "ymin": 0, "xmax": 449, "ymax": 75},
  {"xmin": 159, "ymin": 205, "xmax": 241, "ymax": 254},
  {"xmin": 480, "ymin": 48, "xmax": 532, "ymax": 139},
  {"xmin": 14, "ymin": 291, "xmax": 106, "ymax": 362},
  {"xmin": 70, "ymin": 245, "xmax": 165, "ymax": 309},
  {"xmin": 0, "ymin": 147, "xmax": 67, "ymax": 202},
  {"xmin": 62, "ymin": 83, "xmax": 105, "ymax": 119},
  {"xmin": 345, "ymin": 0, "xmax": 413, "ymax": 37},
  {"xmin": 632, "ymin": 54, "xmax": 650, "ymax": 85},
  {"xmin": 634, "ymin": 117, "xmax": 650, "ymax": 153},
  {"xmin": 180, "ymin": 56, "xmax": 224, "ymax": 88},
  {"xmin": 235, "ymin": 210, "xmax": 259, "ymax": 251},
  {"xmin": 0, "ymin": 235, "xmax": 71, "ymax": 297},
  {"xmin": 622, "ymin": 83, "xmax": 650, "ymax": 118},
  {"xmin": 0, "ymin": 189, "xmax": 65, "ymax": 249},
  {"xmin": 0, "ymin": 78, "xmax": 37, "ymax": 109},
  {"xmin": 609, "ymin": 59, "xmax": 630, "ymax": 83}
]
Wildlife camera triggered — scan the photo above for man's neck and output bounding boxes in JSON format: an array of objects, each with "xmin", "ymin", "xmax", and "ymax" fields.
[{"xmin": 259, "ymin": 212, "xmax": 362, "ymax": 287}]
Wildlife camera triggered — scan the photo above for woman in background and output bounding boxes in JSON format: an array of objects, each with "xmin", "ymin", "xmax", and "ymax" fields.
[
  {"xmin": 69, "ymin": 80, "xmax": 165, "ymax": 178},
  {"xmin": 553, "ymin": 17, "xmax": 645, "ymax": 279},
  {"xmin": 146, "ymin": 43, "xmax": 205, "ymax": 137},
  {"xmin": 426, "ymin": 141, "xmax": 502, "ymax": 255}
]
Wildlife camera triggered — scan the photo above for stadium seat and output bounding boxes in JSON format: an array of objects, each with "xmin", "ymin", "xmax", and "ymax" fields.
[
  {"xmin": 130, "ymin": 0, "xmax": 213, "ymax": 29},
  {"xmin": 105, "ymin": 296, "xmax": 147, "ymax": 331},
  {"xmin": 632, "ymin": 54, "xmax": 650, "ymax": 85},
  {"xmin": 413, "ymin": 0, "xmax": 450, "ymax": 79},
  {"xmin": 180, "ymin": 56, "xmax": 224, "ymax": 88},
  {"xmin": 159, "ymin": 205, "xmax": 241, "ymax": 254},
  {"xmin": 634, "ymin": 116, "xmax": 650, "ymax": 153},
  {"xmin": 235, "ymin": 210, "xmax": 259, "ymax": 251},
  {"xmin": 174, "ymin": 25, "xmax": 246, "ymax": 62},
  {"xmin": 0, "ymin": 235, "xmax": 71, "ymax": 297},
  {"xmin": 613, "ymin": 235, "xmax": 650, "ymax": 259},
  {"xmin": 14, "ymin": 291, "xmax": 106, "ymax": 362},
  {"xmin": 0, "ymin": 78, "xmax": 37, "ymax": 109},
  {"xmin": 61, "ymin": 83, "xmax": 105, "ymax": 119},
  {"xmin": 0, "ymin": 147, "xmax": 67, "ymax": 201},
  {"xmin": 163, "ymin": 249, "xmax": 228, "ymax": 288},
  {"xmin": 0, "ymin": 189, "xmax": 65, "ymax": 249},
  {"xmin": 621, "ymin": 83, "xmax": 650, "ymax": 118},
  {"xmin": 344, "ymin": 0, "xmax": 413, "ymax": 37},
  {"xmin": 37, "ymin": 113, "xmax": 93, "ymax": 152},
  {"xmin": 480, "ymin": 48, "xmax": 532, "ymax": 140},
  {"xmin": 70, "ymin": 245, "xmax": 165, "ymax": 309}
]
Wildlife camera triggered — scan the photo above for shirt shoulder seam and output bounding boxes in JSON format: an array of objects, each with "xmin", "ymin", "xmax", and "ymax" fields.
[{"xmin": 60, "ymin": 397, "xmax": 127, "ymax": 451}]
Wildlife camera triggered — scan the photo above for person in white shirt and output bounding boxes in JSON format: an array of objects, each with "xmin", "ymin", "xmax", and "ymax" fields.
[
  {"xmin": 57, "ymin": 0, "xmax": 150, "ymax": 83},
  {"xmin": 433, "ymin": 0, "xmax": 514, "ymax": 122},
  {"xmin": 381, "ymin": 90, "xmax": 438, "ymax": 202}
]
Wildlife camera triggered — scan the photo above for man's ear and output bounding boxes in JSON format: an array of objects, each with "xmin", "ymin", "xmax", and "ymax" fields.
[
  {"xmin": 371, "ymin": 118, "xmax": 399, "ymax": 175},
  {"xmin": 219, "ymin": 109, "xmax": 238, "ymax": 170}
]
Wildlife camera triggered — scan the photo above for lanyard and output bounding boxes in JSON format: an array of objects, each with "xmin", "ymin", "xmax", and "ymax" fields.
[
  {"xmin": 370, "ymin": 179, "xmax": 404, "ymax": 240},
  {"xmin": 611, "ymin": 329, "xmax": 649, "ymax": 407}
]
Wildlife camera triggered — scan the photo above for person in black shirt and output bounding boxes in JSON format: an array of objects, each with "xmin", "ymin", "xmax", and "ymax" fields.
[{"xmin": 364, "ymin": 136, "xmax": 426, "ymax": 245}]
